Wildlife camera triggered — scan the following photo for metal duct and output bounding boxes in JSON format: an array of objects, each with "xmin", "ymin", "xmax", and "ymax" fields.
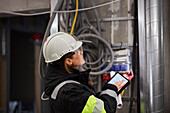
[{"xmin": 138, "ymin": 0, "xmax": 164, "ymax": 113}]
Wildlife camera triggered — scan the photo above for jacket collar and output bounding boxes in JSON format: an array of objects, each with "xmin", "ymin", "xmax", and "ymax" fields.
[{"xmin": 44, "ymin": 63, "xmax": 91, "ymax": 96}]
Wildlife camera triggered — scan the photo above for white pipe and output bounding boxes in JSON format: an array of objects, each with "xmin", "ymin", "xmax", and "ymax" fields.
[{"xmin": 50, "ymin": 0, "xmax": 59, "ymax": 34}]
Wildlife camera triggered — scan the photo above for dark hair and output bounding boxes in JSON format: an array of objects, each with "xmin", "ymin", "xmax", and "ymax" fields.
[
  {"xmin": 52, "ymin": 51, "xmax": 93, "ymax": 86},
  {"xmin": 53, "ymin": 52, "xmax": 74, "ymax": 74}
]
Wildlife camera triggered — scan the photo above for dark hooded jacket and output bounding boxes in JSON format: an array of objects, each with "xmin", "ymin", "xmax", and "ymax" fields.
[{"xmin": 44, "ymin": 63, "xmax": 118, "ymax": 113}]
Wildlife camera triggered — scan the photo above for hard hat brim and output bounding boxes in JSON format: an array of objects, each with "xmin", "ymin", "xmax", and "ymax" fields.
[{"xmin": 74, "ymin": 41, "xmax": 82, "ymax": 51}]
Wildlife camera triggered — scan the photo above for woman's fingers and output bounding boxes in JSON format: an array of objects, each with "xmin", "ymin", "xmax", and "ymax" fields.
[
  {"xmin": 113, "ymin": 80, "xmax": 125, "ymax": 90},
  {"xmin": 117, "ymin": 80, "xmax": 124, "ymax": 86}
]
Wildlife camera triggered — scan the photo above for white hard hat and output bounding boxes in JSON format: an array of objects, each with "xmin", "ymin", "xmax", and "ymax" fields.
[{"xmin": 43, "ymin": 32, "xmax": 82, "ymax": 63}]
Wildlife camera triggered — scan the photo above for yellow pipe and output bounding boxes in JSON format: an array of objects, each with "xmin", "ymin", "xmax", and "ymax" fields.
[{"xmin": 70, "ymin": 0, "xmax": 78, "ymax": 35}]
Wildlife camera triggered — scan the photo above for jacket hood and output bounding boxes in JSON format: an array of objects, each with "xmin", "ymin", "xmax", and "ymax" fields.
[{"xmin": 44, "ymin": 64, "xmax": 91, "ymax": 96}]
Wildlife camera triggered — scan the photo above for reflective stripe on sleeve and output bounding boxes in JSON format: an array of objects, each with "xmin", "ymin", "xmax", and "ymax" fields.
[
  {"xmin": 51, "ymin": 80, "xmax": 80, "ymax": 99},
  {"xmin": 82, "ymin": 95, "xmax": 106, "ymax": 113},
  {"xmin": 100, "ymin": 89, "xmax": 117, "ymax": 99}
]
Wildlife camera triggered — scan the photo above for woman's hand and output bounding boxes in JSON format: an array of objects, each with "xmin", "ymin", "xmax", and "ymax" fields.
[{"xmin": 113, "ymin": 80, "xmax": 125, "ymax": 90}]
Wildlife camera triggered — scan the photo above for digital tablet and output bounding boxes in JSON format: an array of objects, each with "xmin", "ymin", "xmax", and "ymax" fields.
[{"xmin": 107, "ymin": 72, "xmax": 130, "ymax": 95}]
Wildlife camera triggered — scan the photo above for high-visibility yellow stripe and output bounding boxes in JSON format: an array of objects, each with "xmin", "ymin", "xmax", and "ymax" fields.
[
  {"xmin": 82, "ymin": 95, "xmax": 96, "ymax": 113},
  {"xmin": 101, "ymin": 104, "xmax": 106, "ymax": 113},
  {"xmin": 82, "ymin": 95, "xmax": 106, "ymax": 113}
]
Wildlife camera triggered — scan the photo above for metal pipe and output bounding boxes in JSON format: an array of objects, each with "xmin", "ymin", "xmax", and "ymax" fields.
[
  {"xmin": 138, "ymin": 0, "xmax": 164, "ymax": 112},
  {"xmin": 138, "ymin": 0, "xmax": 147, "ymax": 112},
  {"xmin": 146, "ymin": 0, "xmax": 164, "ymax": 112},
  {"xmin": 90, "ymin": 16, "xmax": 135, "ymax": 23}
]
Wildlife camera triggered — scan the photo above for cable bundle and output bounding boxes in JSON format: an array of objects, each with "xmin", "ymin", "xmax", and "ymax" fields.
[{"xmin": 39, "ymin": 0, "xmax": 114, "ymax": 77}]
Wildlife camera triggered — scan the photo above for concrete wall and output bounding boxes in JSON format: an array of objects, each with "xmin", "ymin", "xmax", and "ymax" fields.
[
  {"xmin": 0, "ymin": 0, "xmax": 49, "ymax": 12},
  {"xmin": 85, "ymin": 0, "xmax": 134, "ymax": 45}
]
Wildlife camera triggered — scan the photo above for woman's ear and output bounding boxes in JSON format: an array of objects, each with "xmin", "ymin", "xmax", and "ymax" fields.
[{"xmin": 65, "ymin": 58, "xmax": 73, "ymax": 66}]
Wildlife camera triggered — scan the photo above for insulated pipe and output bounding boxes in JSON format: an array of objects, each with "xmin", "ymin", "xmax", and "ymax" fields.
[
  {"xmin": 138, "ymin": 0, "xmax": 164, "ymax": 112},
  {"xmin": 146, "ymin": 0, "xmax": 164, "ymax": 112}
]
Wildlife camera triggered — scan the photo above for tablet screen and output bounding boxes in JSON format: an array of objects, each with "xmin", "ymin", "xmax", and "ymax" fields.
[{"xmin": 107, "ymin": 72, "xmax": 130, "ymax": 94}]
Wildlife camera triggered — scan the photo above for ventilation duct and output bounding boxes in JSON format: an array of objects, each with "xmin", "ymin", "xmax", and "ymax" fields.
[{"xmin": 138, "ymin": 0, "xmax": 164, "ymax": 113}]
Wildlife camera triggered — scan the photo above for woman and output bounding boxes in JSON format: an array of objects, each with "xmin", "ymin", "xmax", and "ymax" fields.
[{"xmin": 42, "ymin": 32, "xmax": 121, "ymax": 113}]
